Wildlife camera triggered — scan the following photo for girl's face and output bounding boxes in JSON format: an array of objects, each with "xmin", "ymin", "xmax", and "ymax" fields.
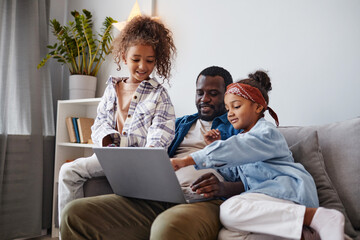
[
  {"xmin": 123, "ymin": 44, "xmax": 156, "ymax": 83},
  {"xmin": 225, "ymin": 93, "xmax": 263, "ymax": 132}
]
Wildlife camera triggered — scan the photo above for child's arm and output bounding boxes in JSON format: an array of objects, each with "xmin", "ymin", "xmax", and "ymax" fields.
[
  {"xmin": 170, "ymin": 155, "xmax": 195, "ymax": 171},
  {"xmin": 191, "ymin": 120, "xmax": 291, "ymax": 170},
  {"xmin": 145, "ymin": 89, "xmax": 176, "ymax": 148},
  {"xmin": 91, "ymin": 83, "xmax": 120, "ymax": 146},
  {"xmin": 203, "ymin": 129, "xmax": 221, "ymax": 145}
]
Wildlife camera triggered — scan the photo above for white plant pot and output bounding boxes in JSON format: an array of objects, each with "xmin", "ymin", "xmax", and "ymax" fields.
[{"xmin": 69, "ymin": 75, "xmax": 97, "ymax": 99}]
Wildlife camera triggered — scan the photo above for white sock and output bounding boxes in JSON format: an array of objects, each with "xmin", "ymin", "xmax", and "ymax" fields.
[{"xmin": 310, "ymin": 207, "xmax": 345, "ymax": 240}]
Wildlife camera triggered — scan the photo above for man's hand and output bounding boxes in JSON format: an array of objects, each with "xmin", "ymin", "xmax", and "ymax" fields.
[
  {"xmin": 203, "ymin": 129, "xmax": 221, "ymax": 145},
  {"xmin": 170, "ymin": 155, "xmax": 195, "ymax": 171},
  {"xmin": 190, "ymin": 172, "xmax": 221, "ymax": 198},
  {"xmin": 191, "ymin": 172, "xmax": 245, "ymax": 198}
]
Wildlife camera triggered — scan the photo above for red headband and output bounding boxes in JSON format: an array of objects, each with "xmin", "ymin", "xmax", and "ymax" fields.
[{"xmin": 225, "ymin": 83, "xmax": 279, "ymax": 126}]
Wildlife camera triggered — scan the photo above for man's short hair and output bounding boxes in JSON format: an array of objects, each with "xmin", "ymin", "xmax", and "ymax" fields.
[{"xmin": 196, "ymin": 66, "xmax": 233, "ymax": 89}]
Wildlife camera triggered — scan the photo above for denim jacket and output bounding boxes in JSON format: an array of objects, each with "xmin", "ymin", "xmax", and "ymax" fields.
[
  {"xmin": 191, "ymin": 118, "xmax": 319, "ymax": 207},
  {"xmin": 91, "ymin": 76, "xmax": 175, "ymax": 148},
  {"xmin": 167, "ymin": 113, "xmax": 241, "ymax": 157}
]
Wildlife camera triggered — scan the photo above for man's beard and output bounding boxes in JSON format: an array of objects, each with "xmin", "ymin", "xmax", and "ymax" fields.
[{"xmin": 197, "ymin": 104, "xmax": 225, "ymax": 121}]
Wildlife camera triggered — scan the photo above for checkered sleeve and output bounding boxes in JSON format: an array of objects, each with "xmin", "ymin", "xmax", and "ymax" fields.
[
  {"xmin": 91, "ymin": 82, "xmax": 120, "ymax": 146},
  {"xmin": 145, "ymin": 88, "xmax": 176, "ymax": 148}
]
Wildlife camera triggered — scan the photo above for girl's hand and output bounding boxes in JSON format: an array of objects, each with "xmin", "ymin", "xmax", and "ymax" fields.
[
  {"xmin": 102, "ymin": 135, "xmax": 113, "ymax": 147},
  {"xmin": 170, "ymin": 156, "xmax": 195, "ymax": 171},
  {"xmin": 203, "ymin": 129, "xmax": 221, "ymax": 145}
]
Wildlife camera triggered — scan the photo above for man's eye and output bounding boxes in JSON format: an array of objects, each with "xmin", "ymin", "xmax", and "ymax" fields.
[
  {"xmin": 209, "ymin": 91, "xmax": 219, "ymax": 96},
  {"xmin": 131, "ymin": 59, "xmax": 140, "ymax": 62},
  {"xmin": 234, "ymin": 105, "xmax": 240, "ymax": 109},
  {"xmin": 147, "ymin": 60, "xmax": 155, "ymax": 63}
]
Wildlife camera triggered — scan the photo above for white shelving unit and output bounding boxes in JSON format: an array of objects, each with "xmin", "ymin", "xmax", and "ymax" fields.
[{"xmin": 51, "ymin": 98, "xmax": 101, "ymax": 238}]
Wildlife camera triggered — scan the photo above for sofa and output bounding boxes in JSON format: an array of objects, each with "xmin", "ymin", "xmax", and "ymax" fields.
[{"xmin": 83, "ymin": 117, "xmax": 360, "ymax": 239}]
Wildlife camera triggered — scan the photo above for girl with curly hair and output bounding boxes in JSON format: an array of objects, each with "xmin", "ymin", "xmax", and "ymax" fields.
[{"xmin": 58, "ymin": 16, "xmax": 177, "ymax": 225}]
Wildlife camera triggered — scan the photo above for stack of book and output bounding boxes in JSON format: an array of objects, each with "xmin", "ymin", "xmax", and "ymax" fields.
[{"xmin": 65, "ymin": 117, "xmax": 95, "ymax": 143}]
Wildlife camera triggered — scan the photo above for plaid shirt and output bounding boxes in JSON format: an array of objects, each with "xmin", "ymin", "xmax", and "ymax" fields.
[{"xmin": 91, "ymin": 76, "xmax": 175, "ymax": 148}]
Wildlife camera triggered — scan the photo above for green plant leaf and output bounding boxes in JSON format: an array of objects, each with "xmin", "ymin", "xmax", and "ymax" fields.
[{"xmin": 38, "ymin": 9, "xmax": 116, "ymax": 77}]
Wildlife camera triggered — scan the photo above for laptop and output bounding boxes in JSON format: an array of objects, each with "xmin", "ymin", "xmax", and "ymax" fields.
[{"xmin": 93, "ymin": 147, "xmax": 212, "ymax": 204}]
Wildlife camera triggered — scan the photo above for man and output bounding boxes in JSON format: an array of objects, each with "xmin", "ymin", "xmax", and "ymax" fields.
[{"xmin": 61, "ymin": 66, "xmax": 244, "ymax": 240}]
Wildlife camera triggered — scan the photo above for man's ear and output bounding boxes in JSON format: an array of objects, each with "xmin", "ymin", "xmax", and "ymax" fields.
[{"xmin": 256, "ymin": 104, "xmax": 264, "ymax": 114}]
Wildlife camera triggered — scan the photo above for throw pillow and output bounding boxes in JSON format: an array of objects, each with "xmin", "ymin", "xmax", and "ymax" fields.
[{"xmin": 289, "ymin": 131, "xmax": 357, "ymax": 238}]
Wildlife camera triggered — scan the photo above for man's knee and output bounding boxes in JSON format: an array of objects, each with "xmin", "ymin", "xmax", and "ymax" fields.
[
  {"xmin": 150, "ymin": 202, "xmax": 221, "ymax": 240},
  {"xmin": 61, "ymin": 198, "xmax": 87, "ymax": 227},
  {"xmin": 150, "ymin": 209, "xmax": 190, "ymax": 240},
  {"xmin": 60, "ymin": 198, "xmax": 103, "ymax": 239}
]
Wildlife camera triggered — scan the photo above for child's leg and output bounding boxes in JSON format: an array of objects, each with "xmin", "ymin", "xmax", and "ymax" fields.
[
  {"xmin": 306, "ymin": 207, "xmax": 345, "ymax": 240},
  {"xmin": 218, "ymin": 227, "xmax": 290, "ymax": 240},
  {"xmin": 220, "ymin": 193, "xmax": 305, "ymax": 239},
  {"xmin": 58, "ymin": 153, "xmax": 104, "ymax": 224}
]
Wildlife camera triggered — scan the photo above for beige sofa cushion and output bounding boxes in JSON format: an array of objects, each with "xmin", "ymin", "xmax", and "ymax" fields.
[{"xmin": 279, "ymin": 117, "xmax": 360, "ymax": 237}]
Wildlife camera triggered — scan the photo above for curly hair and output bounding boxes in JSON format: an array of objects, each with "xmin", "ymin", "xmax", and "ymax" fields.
[
  {"xmin": 235, "ymin": 70, "xmax": 272, "ymax": 119},
  {"xmin": 112, "ymin": 16, "xmax": 176, "ymax": 83},
  {"xmin": 238, "ymin": 70, "xmax": 272, "ymax": 104}
]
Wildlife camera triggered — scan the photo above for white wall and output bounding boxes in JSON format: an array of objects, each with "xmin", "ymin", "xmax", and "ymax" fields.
[{"xmin": 53, "ymin": 0, "xmax": 360, "ymax": 126}]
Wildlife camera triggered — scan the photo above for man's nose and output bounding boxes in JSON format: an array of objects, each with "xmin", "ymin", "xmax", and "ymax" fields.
[{"xmin": 201, "ymin": 93, "xmax": 211, "ymax": 102}]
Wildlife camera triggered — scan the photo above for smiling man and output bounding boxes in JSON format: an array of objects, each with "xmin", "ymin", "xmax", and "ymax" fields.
[
  {"xmin": 168, "ymin": 66, "xmax": 240, "ymax": 158},
  {"xmin": 196, "ymin": 73, "xmax": 227, "ymax": 120}
]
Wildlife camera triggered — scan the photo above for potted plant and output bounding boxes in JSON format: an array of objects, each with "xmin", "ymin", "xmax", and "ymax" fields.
[{"xmin": 38, "ymin": 9, "xmax": 117, "ymax": 99}]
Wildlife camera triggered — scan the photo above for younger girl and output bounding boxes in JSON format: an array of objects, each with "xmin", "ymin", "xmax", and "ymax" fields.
[
  {"xmin": 58, "ymin": 16, "xmax": 176, "ymax": 222},
  {"xmin": 171, "ymin": 71, "xmax": 345, "ymax": 240}
]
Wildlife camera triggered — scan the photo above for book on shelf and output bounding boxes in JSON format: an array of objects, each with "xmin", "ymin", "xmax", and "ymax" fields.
[
  {"xmin": 65, "ymin": 117, "xmax": 94, "ymax": 143},
  {"xmin": 65, "ymin": 117, "xmax": 77, "ymax": 143},
  {"xmin": 72, "ymin": 117, "xmax": 80, "ymax": 143},
  {"xmin": 77, "ymin": 117, "xmax": 95, "ymax": 143}
]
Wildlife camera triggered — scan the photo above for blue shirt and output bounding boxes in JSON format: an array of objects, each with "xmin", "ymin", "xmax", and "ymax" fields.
[
  {"xmin": 168, "ymin": 113, "xmax": 241, "ymax": 157},
  {"xmin": 191, "ymin": 118, "xmax": 319, "ymax": 207}
]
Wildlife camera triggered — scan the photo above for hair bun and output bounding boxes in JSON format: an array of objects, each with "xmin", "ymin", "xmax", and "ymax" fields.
[{"xmin": 248, "ymin": 70, "xmax": 272, "ymax": 92}]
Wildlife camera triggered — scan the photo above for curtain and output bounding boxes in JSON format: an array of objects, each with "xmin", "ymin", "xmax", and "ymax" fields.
[{"xmin": 0, "ymin": 0, "xmax": 55, "ymax": 239}]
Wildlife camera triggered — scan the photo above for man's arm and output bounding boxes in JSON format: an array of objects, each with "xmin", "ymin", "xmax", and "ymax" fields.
[{"xmin": 190, "ymin": 172, "xmax": 245, "ymax": 198}]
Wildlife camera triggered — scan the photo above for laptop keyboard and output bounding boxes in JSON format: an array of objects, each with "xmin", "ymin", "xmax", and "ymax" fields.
[{"xmin": 182, "ymin": 187, "xmax": 206, "ymax": 200}]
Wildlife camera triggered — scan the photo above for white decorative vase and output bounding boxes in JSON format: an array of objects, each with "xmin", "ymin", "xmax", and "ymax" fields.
[{"xmin": 69, "ymin": 75, "xmax": 97, "ymax": 99}]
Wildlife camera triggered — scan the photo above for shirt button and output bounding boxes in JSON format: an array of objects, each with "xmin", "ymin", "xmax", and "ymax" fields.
[
  {"xmin": 123, "ymin": 132, "xmax": 127, "ymax": 136},
  {"xmin": 128, "ymin": 114, "xmax": 131, "ymax": 118},
  {"xmin": 133, "ymin": 95, "xmax": 137, "ymax": 99}
]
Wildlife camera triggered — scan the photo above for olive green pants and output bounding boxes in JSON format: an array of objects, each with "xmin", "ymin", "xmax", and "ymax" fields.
[{"xmin": 61, "ymin": 194, "xmax": 223, "ymax": 240}]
